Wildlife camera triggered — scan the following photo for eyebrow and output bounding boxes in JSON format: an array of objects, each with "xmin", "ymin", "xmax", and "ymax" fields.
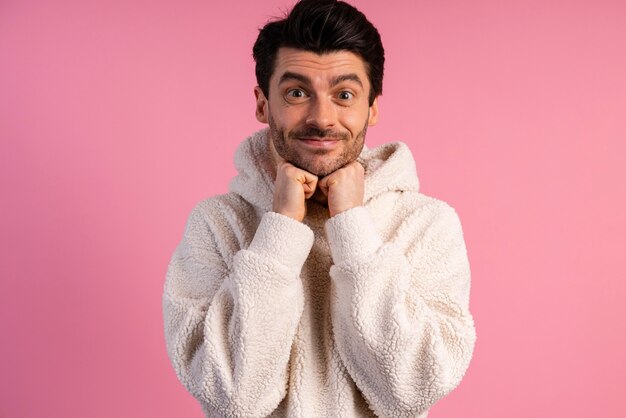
[
  {"xmin": 278, "ymin": 71, "xmax": 364, "ymax": 89},
  {"xmin": 331, "ymin": 73, "xmax": 363, "ymax": 88},
  {"xmin": 278, "ymin": 71, "xmax": 310, "ymax": 85}
]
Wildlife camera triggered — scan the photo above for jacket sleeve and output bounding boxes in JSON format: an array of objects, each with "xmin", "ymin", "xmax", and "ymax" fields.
[
  {"xmin": 325, "ymin": 203, "xmax": 477, "ymax": 417},
  {"xmin": 163, "ymin": 205, "xmax": 313, "ymax": 418}
]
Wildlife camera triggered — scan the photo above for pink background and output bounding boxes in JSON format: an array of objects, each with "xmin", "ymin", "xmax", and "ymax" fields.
[{"xmin": 1, "ymin": 0, "xmax": 625, "ymax": 416}]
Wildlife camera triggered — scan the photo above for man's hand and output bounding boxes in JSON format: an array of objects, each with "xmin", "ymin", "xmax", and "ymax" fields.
[
  {"xmin": 318, "ymin": 161, "xmax": 365, "ymax": 217},
  {"xmin": 273, "ymin": 161, "xmax": 319, "ymax": 222}
]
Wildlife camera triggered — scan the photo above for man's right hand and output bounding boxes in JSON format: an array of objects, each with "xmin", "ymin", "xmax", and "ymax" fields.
[{"xmin": 273, "ymin": 161, "xmax": 318, "ymax": 222}]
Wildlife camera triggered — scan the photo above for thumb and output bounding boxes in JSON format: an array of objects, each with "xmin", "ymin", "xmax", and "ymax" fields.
[
  {"xmin": 318, "ymin": 174, "xmax": 337, "ymax": 196},
  {"xmin": 300, "ymin": 170, "xmax": 318, "ymax": 199}
]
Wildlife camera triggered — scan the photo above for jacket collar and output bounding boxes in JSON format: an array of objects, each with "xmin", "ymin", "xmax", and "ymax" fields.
[{"xmin": 229, "ymin": 128, "xmax": 420, "ymax": 212}]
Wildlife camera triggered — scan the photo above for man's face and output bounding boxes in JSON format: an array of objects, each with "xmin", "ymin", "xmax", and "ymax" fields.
[{"xmin": 255, "ymin": 47, "xmax": 379, "ymax": 177}]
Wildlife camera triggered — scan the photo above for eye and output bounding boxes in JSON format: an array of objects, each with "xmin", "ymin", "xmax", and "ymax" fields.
[
  {"xmin": 286, "ymin": 88, "xmax": 307, "ymax": 100},
  {"xmin": 338, "ymin": 91, "xmax": 354, "ymax": 100}
]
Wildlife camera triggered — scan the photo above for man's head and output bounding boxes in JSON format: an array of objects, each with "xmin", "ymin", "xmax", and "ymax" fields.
[
  {"xmin": 252, "ymin": 0, "xmax": 385, "ymax": 177},
  {"xmin": 253, "ymin": 0, "xmax": 384, "ymax": 107}
]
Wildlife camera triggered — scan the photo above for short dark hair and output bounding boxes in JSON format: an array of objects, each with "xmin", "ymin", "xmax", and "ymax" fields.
[{"xmin": 252, "ymin": 0, "xmax": 385, "ymax": 105}]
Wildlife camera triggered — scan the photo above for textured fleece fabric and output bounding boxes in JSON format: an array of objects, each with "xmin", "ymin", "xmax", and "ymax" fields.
[{"xmin": 163, "ymin": 128, "xmax": 476, "ymax": 418}]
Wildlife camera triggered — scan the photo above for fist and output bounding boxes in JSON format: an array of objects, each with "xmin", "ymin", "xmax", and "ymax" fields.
[
  {"xmin": 273, "ymin": 161, "xmax": 318, "ymax": 221},
  {"xmin": 318, "ymin": 161, "xmax": 365, "ymax": 217}
]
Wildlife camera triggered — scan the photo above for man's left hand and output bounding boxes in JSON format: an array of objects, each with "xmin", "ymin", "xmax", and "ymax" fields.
[{"xmin": 318, "ymin": 161, "xmax": 365, "ymax": 217}]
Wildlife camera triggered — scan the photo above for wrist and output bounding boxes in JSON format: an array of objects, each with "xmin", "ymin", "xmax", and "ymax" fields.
[{"xmin": 330, "ymin": 204, "xmax": 358, "ymax": 218}]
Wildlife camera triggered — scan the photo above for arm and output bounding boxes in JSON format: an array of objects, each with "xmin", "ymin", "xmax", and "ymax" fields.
[
  {"xmin": 163, "ymin": 204, "xmax": 313, "ymax": 418},
  {"xmin": 325, "ymin": 203, "xmax": 477, "ymax": 417}
]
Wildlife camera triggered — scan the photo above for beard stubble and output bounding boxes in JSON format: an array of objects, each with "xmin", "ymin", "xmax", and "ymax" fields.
[{"xmin": 268, "ymin": 115, "xmax": 368, "ymax": 177}]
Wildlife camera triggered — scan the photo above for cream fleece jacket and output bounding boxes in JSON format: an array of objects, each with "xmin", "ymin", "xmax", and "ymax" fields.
[{"xmin": 163, "ymin": 128, "xmax": 476, "ymax": 417}]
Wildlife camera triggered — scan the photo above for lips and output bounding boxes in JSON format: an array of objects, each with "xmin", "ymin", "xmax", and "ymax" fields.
[
  {"xmin": 298, "ymin": 138, "xmax": 340, "ymax": 148},
  {"xmin": 298, "ymin": 137, "xmax": 340, "ymax": 142}
]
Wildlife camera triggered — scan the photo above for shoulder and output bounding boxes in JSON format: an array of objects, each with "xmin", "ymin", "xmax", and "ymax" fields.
[
  {"xmin": 401, "ymin": 191, "xmax": 463, "ymax": 234},
  {"xmin": 369, "ymin": 189, "xmax": 464, "ymax": 247},
  {"xmin": 184, "ymin": 193, "xmax": 261, "ymax": 252},
  {"xmin": 190, "ymin": 193, "xmax": 257, "ymax": 224},
  {"xmin": 405, "ymin": 191, "xmax": 459, "ymax": 219},
  {"xmin": 372, "ymin": 188, "xmax": 460, "ymax": 225}
]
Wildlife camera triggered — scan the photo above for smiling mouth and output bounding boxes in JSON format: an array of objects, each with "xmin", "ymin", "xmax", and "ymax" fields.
[{"xmin": 298, "ymin": 138, "xmax": 340, "ymax": 148}]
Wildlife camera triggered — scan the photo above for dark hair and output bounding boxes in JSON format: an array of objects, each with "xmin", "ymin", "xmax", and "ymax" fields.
[{"xmin": 252, "ymin": 0, "xmax": 384, "ymax": 105}]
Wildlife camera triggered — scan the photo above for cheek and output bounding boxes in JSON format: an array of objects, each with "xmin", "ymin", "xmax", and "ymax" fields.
[
  {"xmin": 340, "ymin": 107, "xmax": 369, "ymax": 132},
  {"xmin": 272, "ymin": 105, "xmax": 305, "ymax": 130}
]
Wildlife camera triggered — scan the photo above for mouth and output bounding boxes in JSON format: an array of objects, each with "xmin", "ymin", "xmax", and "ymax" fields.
[
  {"xmin": 298, "ymin": 137, "xmax": 341, "ymax": 148},
  {"xmin": 298, "ymin": 137, "xmax": 341, "ymax": 141}
]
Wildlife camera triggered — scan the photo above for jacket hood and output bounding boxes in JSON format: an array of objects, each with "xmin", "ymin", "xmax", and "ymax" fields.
[{"xmin": 229, "ymin": 128, "xmax": 420, "ymax": 212}]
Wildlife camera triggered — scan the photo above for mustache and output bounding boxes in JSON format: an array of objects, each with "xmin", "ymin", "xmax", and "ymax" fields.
[{"xmin": 288, "ymin": 127, "xmax": 349, "ymax": 140}]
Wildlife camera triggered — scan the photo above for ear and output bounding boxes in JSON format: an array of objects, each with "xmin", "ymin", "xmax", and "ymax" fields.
[
  {"xmin": 367, "ymin": 97, "xmax": 379, "ymax": 126},
  {"xmin": 254, "ymin": 86, "xmax": 269, "ymax": 124}
]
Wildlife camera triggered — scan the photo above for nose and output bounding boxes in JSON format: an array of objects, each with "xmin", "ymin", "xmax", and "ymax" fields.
[{"xmin": 305, "ymin": 97, "xmax": 336, "ymax": 129}]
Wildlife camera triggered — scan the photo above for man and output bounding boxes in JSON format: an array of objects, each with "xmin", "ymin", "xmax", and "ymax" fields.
[{"xmin": 163, "ymin": 1, "xmax": 476, "ymax": 417}]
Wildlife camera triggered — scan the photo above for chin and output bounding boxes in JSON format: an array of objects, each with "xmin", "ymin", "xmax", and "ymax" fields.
[{"xmin": 301, "ymin": 161, "xmax": 344, "ymax": 177}]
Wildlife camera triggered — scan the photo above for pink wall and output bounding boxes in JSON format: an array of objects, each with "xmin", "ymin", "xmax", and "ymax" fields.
[{"xmin": 1, "ymin": 0, "xmax": 625, "ymax": 416}]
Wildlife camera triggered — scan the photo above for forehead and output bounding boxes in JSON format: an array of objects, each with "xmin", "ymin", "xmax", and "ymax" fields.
[{"xmin": 271, "ymin": 47, "xmax": 369, "ymax": 86}]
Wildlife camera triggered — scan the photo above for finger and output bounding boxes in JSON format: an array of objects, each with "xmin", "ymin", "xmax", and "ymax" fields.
[
  {"xmin": 354, "ymin": 160, "xmax": 365, "ymax": 175},
  {"xmin": 343, "ymin": 160, "xmax": 364, "ymax": 175},
  {"xmin": 299, "ymin": 169, "xmax": 318, "ymax": 183},
  {"xmin": 318, "ymin": 174, "xmax": 336, "ymax": 196},
  {"xmin": 303, "ymin": 175, "xmax": 318, "ymax": 199},
  {"xmin": 318, "ymin": 175, "xmax": 327, "ymax": 195},
  {"xmin": 303, "ymin": 182, "xmax": 316, "ymax": 199},
  {"xmin": 293, "ymin": 169, "xmax": 316, "ymax": 184},
  {"xmin": 278, "ymin": 160, "xmax": 295, "ymax": 174}
]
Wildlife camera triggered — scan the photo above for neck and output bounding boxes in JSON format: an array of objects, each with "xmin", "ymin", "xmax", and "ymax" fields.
[{"xmin": 310, "ymin": 187, "xmax": 328, "ymax": 206}]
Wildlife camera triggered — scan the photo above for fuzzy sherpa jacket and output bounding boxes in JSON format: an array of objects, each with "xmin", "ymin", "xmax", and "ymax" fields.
[{"xmin": 163, "ymin": 128, "xmax": 476, "ymax": 418}]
